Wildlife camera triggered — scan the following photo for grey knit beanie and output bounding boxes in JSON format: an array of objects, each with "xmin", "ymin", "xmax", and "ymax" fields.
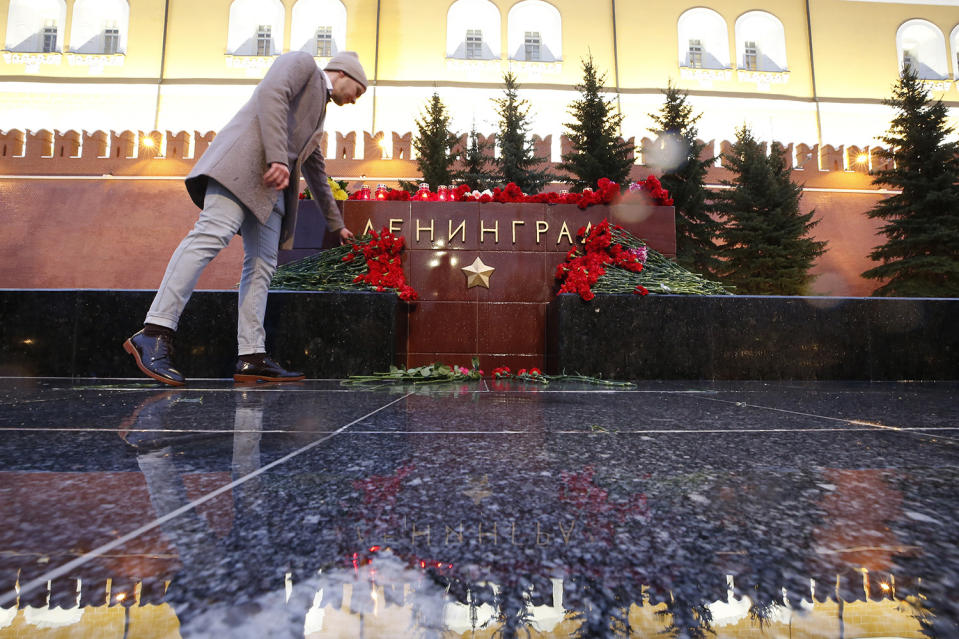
[{"xmin": 325, "ymin": 52, "xmax": 368, "ymax": 90}]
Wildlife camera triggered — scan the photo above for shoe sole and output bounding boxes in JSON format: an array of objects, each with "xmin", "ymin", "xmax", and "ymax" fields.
[
  {"xmin": 233, "ymin": 374, "xmax": 305, "ymax": 384},
  {"xmin": 123, "ymin": 339, "xmax": 186, "ymax": 387}
]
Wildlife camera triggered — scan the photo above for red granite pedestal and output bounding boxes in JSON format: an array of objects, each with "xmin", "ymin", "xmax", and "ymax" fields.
[{"xmin": 322, "ymin": 197, "xmax": 676, "ymax": 372}]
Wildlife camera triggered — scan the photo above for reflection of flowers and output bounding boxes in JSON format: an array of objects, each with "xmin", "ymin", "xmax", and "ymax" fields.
[
  {"xmin": 347, "ymin": 361, "xmax": 631, "ymax": 386},
  {"xmin": 559, "ymin": 466, "xmax": 648, "ymax": 545},
  {"xmin": 352, "ymin": 464, "xmax": 416, "ymax": 539},
  {"xmin": 490, "ymin": 366, "xmax": 546, "ymax": 383},
  {"xmin": 344, "ymin": 358, "xmax": 484, "ymax": 385}
]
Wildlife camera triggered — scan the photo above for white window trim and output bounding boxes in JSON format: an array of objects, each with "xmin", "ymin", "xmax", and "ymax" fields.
[
  {"xmin": 291, "ymin": 0, "xmax": 346, "ymax": 59},
  {"xmin": 896, "ymin": 18, "xmax": 949, "ymax": 80},
  {"xmin": 677, "ymin": 8, "xmax": 731, "ymax": 70},
  {"xmin": 734, "ymin": 10, "xmax": 787, "ymax": 73},
  {"xmin": 506, "ymin": 0, "xmax": 561, "ymax": 62},
  {"xmin": 70, "ymin": 0, "xmax": 130, "ymax": 55},
  {"xmin": 446, "ymin": 0, "xmax": 501, "ymax": 60},
  {"xmin": 4, "ymin": 0, "xmax": 68, "ymax": 54}
]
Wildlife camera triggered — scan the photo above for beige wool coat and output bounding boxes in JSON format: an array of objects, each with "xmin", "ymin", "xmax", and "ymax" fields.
[{"xmin": 186, "ymin": 51, "xmax": 344, "ymax": 249}]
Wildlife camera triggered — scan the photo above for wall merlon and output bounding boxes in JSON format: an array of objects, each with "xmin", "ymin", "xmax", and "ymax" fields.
[{"xmin": 0, "ymin": 128, "xmax": 898, "ymax": 181}]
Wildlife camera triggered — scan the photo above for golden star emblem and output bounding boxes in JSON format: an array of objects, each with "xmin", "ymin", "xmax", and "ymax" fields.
[
  {"xmin": 462, "ymin": 475, "xmax": 493, "ymax": 505},
  {"xmin": 461, "ymin": 256, "xmax": 495, "ymax": 289}
]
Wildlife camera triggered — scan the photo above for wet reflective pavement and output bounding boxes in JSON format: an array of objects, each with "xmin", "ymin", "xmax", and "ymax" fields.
[{"xmin": 0, "ymin": 378, "xmax": 957, "ymax": 638}]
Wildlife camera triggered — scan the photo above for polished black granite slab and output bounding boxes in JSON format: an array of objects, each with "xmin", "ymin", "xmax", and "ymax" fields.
[
  {"xmin": 0, "ymin": 378, "xmax": 956, "ymax": 637},
  {"xmin": 548, "ymin": 293, "xmax": 959, "ymax": 380},
  {"xmin": 0, "ymin": 290, "xmax": 398, "ymax": 379}
]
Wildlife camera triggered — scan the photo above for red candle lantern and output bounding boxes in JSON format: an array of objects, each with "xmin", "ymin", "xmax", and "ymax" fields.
[
  {"xmin": 358, "ymin": 184, "xmax": 371, "ymax": 200},
  {"xmin": 416, "ymin": 183, "xmax": 431, "ymax": 201},
  {"xmin": 437, "ymin": 185, "xmax": 449, "ymax": 201},
  {"xmin": 375, "ymin": 184, "xmax": 388, "ymax": 200}
]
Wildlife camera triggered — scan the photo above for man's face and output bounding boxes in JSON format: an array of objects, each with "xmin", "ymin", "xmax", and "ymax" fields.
[{"xmin": 330, "ymin": 73, "xmax": 365, "ymax": 106}]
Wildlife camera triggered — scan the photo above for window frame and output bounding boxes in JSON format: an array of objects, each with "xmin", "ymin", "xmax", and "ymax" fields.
[
  {"xmin": 506, "ymin": 0, "xmax": 561, "ymax": 62},
  {"xmin": 743, "ymin": 40, "xmax": 759, "ymax": 71},
  {"xmin": 41, "ymin": 21, "xmax": 58, "ymax": 53},
  {"xmin": 465, "ymin": 29, "xmax": 484, "ymax": 59},
  {"xmin": 677, "ymin": 8, "xmax": 730, "ymax": 70},
  {"xmin": 103, "ymin": 21, "xmax": 119, "ymax": 54},
  {"xmin": 256, "ymin": 24, "xmax": 273, "ymax": 56},
  {"xmin": 734, "ymin": 11, "xmax": 787, "ymax": 73},
  {"xmin": 315, "ymin": 25, "xmax": 333, "ymax": 57},
  {"xmin": 896, "ymin": 19, "xmax": 949, "ymax": 80},
  {"xmin": 688, "ymin": 39, "xmax": 703, "ymax": 68},
  {"xmin": 524, "ymin": 31, "xmax": 541, "ymax": 61}
]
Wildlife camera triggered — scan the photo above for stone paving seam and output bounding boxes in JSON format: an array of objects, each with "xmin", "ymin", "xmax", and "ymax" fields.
[
  {"xmin": 0, "ymin": 391, "xmax": 415, "ymax": 608},
  {"xmin": 691, "ymin": 395, "xmax": 959, "ymax": 445},
  {"xmin": 7, "ymin": 426, "xmax": 959, "ymax": 434}
]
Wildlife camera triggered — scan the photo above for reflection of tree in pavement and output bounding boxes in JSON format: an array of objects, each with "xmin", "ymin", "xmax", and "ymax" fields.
[{"xmin": 885, "ymin": 465, "xmax": 959, "ymax": 638}]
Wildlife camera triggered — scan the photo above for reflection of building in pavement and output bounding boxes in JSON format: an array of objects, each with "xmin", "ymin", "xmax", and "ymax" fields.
[
  {"xmin": 0, "ymin": 388, "xmax": 940, "ymax": 637},
  {"xmin": 0, "ymin": 560, "xmax": 932, "ymax": 637}
]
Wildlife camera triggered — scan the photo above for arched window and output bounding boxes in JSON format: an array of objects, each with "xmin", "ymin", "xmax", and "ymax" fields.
[
  {"xmin": 291, "ymin": 0, "xmax": 346, "ymax": 58},
  {"xmin": 897, "ymin": 19, "xmax": 948, "ymax": 79},
  {"xmin": 447, "ymin": 0, "xmax": 500, "ymax": 60},
  {"xmin": 228, "ymin": 0, "xmax": 285, "ymax": 56},
  {"xmin": 734, "ymin": 11, "xmax": 786, "ymax": 72},
  {"xmin": 677, "ymin": 8, "xmax": 729, "ymax": 70},
  {"xmin": 948, "ymin": 24, "xmax": 959, "ymax": 79},
  {"xmin": 71, "ymin": 0, "xmax": 130, "ymax": 54},
  {"xmin": 507, "ymin": 0, "xmax": 561, "ymax": 62},
  {"xmin": 4, "ymin": 0, "xmax": 67, "ymax": 53}
]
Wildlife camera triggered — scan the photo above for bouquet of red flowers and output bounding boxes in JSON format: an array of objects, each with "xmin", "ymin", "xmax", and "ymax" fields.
[
  {"xmin": 346, "ymin": 178, "xmax": 650, "ymax": 210},
  {"xmin": 628, "ymin": 175, "xmax": 673, "ymax": 206},
  {"xmin": 344, "ymin": 230, "xmax": 418, "ymax": 301},
  {"xmin": 555, "ymin": 221, "xmax": 729, "ymax": 300},
  {"xmin": 270, "ymin": 229, "xmax": 418, "ymax": 301}
]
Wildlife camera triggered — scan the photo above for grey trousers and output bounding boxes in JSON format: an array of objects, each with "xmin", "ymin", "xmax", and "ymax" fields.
[{"xmin": 145, "ymin": 181, "xmax": 284, "ymax": 356}]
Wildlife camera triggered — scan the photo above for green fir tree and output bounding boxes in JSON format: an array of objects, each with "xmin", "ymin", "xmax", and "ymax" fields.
[
  {"xmin": 412, "ymin": 91, "xmax": 459, "ymax": 189},
  {"xmin": 456, "ymin": 124, "xmax": 497, "ymax": 192},
  {"xmin": 648, "ymin": 81, "xmax": 721, "ymax": 279},
  {"xmin": 863, "ymin": 67, "xmax": 959, "ymax": 297},
  {"xmin": 558, "ymin": 54, "xmax": 635, "ymax": 191},
  {"xmin": 493, "ymin": 71, "xmax": 554, "ymax": 193},
  {"xmin": 713, "ymin": 126, "xmax": 827, "ymax": 295}
]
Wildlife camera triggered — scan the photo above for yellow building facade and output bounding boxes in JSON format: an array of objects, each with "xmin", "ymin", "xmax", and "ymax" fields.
[{"xmin": 1, "ymin": 0, "xmax": 958, "ymax": 164}]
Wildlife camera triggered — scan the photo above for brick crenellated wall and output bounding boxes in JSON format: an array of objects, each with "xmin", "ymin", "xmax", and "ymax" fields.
[{"xmin": 0, "ymin": 127, "xmax": 892, "ymax": 295}]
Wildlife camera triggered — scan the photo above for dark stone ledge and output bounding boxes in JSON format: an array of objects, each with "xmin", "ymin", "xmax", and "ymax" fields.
[
  {"xmin": 0, "ymin": 290, "xmax": 398, "ymax": 379},
  {"xmin": 547, "ymin": 293, "xmax": 959, "ymax": 380}
]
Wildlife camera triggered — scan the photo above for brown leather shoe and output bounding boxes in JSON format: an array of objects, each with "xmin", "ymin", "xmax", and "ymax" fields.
[
  {"xmin": 123, "ymin": 330, "xmax": 186, "ymax": 386},
  {"xmin": 233, "ymin": 356, "xmax": 305, "ymax": 383}
]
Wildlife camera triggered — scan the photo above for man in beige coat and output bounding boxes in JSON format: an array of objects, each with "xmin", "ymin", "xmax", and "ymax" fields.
[{"xmin": 123, "ymin": 51, "xmax": 367, "ymax": 386}]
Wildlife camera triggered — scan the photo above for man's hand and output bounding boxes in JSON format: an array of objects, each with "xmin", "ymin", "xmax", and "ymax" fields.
[
  {"xmin": 339, "ymin": 228, "xmax": 355, "ymax": 245},
  {"xmin": 263, "ymin": 163, "xmax": 290, "ymax": 190}
]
